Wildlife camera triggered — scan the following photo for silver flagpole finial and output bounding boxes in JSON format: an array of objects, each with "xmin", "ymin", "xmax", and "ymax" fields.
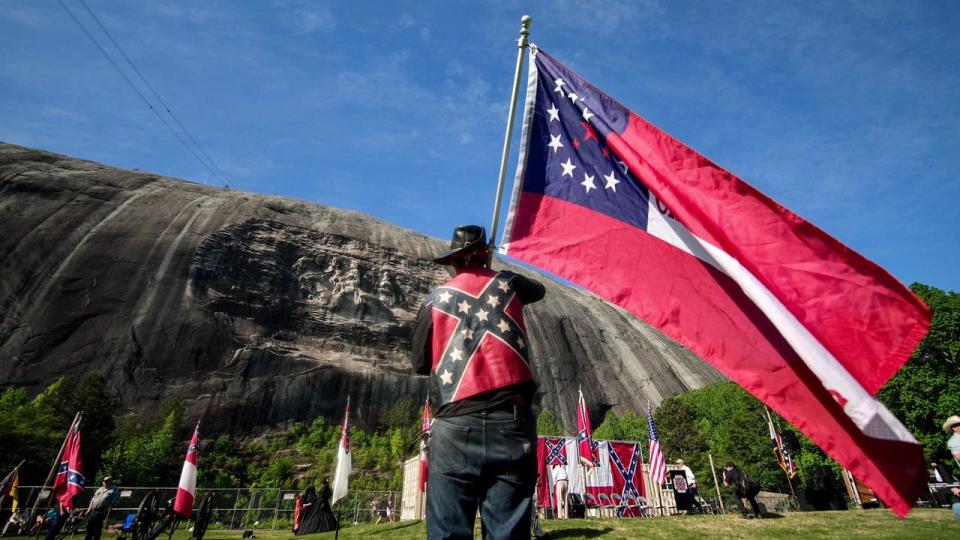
[{"xmin": 519, "ymin": 15, "xmax": 532, "ymax": 46}]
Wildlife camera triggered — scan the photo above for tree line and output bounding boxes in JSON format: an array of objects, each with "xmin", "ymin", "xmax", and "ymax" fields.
[{"xmin": 0, "ymin": 283, "xmax": 955, "ymax": 498}]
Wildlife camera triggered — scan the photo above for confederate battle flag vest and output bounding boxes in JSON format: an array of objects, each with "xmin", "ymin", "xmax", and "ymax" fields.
[{"xmin": 430, "ymin": 268, "xmax": 533, "ymax": 406}]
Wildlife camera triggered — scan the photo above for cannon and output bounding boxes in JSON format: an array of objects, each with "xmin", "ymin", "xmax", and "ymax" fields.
[{"xmin": 131, "ymin": 491, "xmax": 212, "ymax": 540}]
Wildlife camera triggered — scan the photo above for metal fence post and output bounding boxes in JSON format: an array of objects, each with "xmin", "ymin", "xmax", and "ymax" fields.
[
  {"xmin": 272, "ymin": 489, "xmax": 280, "ymax": 530},
  {"xmin": 231, "ymin": 488, "xmax": 240, "ymax": 529}
]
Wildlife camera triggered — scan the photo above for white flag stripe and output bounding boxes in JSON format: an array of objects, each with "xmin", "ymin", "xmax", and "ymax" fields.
[
  {"xmin": 646, "ymin": 195, "xmax": 914, "ymax": 443},
  {"xmin": 177, "ymin": 462, "xmax": 197, "ymax": 494},
  {"xmin": 332, "ymin": 445, "xmax": 350, "ymax": 504}
]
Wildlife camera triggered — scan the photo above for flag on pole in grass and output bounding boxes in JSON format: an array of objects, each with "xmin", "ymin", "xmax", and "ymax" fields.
[
  {"xmin": 54, "ymin": 427, "xmax": 84, "ymax": 511},
  {"xmin": 767, "ymin": 410, "xmax": 798, "ymax": 479},
  {"xmin": 500, "ymin": 46, "xmax": 930, "ymax": 516},
  {"xmin": 173, "ymin": 421, "xmax": 200, "ymax": 517},
  {"xmin": 0, "ymin": 464, "xmax": 20, "ymax": 511},
  {"xmin": 646, "ymin": 408, "xmax": 667, "ymax": 487},
  {"xmin": 419, "ymin": 396, "xmax": 431, "ymax": 492},
  {"xmin": 576, "ymin": 389, "xmax": 598, "ymax": 467},
  {"xmin": 332, "ymin": 400, "xmax": 351, "ymax": 504}
]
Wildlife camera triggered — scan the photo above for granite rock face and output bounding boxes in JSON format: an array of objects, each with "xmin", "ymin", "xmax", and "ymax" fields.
[{"xmin": 0, "ymin": 143, "xmax": 722, "ymax": 432}]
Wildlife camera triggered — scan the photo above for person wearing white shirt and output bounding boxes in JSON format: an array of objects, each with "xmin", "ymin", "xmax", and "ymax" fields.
[
  {"xmin": 675, "ymin": 459, "xmax": 704, "ymax": 514},
  {"xmin": 552, "ymin": 465, "xmax": 569, "ymax": 519}
]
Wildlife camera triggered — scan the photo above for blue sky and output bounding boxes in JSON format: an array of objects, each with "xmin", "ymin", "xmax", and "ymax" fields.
[{"xmin": 2, "ymin": 1, "xmax": 957, "ymax": 291}]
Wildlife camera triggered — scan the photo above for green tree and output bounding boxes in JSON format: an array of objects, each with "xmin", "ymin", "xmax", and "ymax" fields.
[
  {"xmin": 878, "ymin": 283, "xmax": 960, "ymax": 464},
  {"xmin": 536, "ymin": 409, "xmax": 562, "ymax": 436},
  {"xmin": 592, "ymin": 410, "xmax": 621, "ymax": 440}
]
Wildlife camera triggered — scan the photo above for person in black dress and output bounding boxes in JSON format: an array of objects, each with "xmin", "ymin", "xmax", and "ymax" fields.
[
  {"xmin": 316, "ymin": 478, "xmax": 338, "ymax": 532},
  {"xmin": 295, "ymin": 486, "xmax": 321, "ymax": 535}
]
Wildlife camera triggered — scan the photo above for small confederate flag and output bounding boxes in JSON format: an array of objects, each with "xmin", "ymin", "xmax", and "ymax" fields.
[
  {"xmin": 576, "ymin": 390, "xmax": 598, "ymax": 467},
  {"xmin": 54, "ymin": 427, "xmax": 84, "ymax": 511},
  {"xmin": 767, "ymin": 410, "xmax": 797, "ymax": 479},
  {"xmin": 173, "ymin": 422, "xmax": 200, "ymax": 517}
]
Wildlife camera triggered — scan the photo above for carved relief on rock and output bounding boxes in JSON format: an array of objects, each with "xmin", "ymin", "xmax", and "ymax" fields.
[{"xmin": 190, "ymin": 219, "xmax": 445, "ymax": 353}]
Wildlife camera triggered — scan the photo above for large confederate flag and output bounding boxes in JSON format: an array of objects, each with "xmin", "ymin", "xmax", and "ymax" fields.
[
  {"xmin": 608, "ymin": 442, "xmax": 645, "ymax": 517},
  {"xmin": 501, "ymin": 47, "xmax": 930, "ymax": 516}
]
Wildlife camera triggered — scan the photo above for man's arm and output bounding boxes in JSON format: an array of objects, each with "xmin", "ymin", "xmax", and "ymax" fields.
[{"xmin": 410, "ymin": 300, "xmax": 433, "ymax": 375}]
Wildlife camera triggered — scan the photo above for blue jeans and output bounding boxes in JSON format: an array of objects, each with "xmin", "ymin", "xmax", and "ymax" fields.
[{"xmin": 427, "ymin": 407, "xmax": 537, "ymax": 540}]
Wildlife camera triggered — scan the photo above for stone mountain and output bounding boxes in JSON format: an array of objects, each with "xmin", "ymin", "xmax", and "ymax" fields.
[{"xmin": 0, "ymin": 142, "xmax": 721, "ymax": 433}]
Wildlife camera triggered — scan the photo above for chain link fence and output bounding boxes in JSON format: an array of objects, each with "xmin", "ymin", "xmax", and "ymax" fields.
[{"xmin": 15, "ymin": 486, "xmax": 402, "ymax": 531}]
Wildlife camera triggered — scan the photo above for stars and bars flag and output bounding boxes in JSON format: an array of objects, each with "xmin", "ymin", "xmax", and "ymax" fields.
[
  {"xmin": 173, "ymin": 421, "xmax": 200, "ymax": 517},
  {"xmin": 54, "ymin": 427, "xmax": 84, "ymax": 510},
  {"xmin": 767, "ymin": 410, "xmax": 798, "ymax": 479},
  {"xmin": 576, "ymin": 389, "xmax": 598, "ymax": 467},
  {"xmin": 499, "ymin": 46, "xmax": 929, "ymax": 516},
  {"xmin": 332, "ymin": 400, "xmax": 351, "ymax": 504},
  {"xmin": 647, "ymin": 408, "xmax": 667, "ymax": 487}
]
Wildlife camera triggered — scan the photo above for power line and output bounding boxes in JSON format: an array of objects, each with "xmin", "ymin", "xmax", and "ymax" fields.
[
  {"xmin": 76, "ymin": 0, "xmax": 231, "ymax": 186},
  {"xmin": 56, "ymin": 0, "xmax": 226, "ymax": 186}
]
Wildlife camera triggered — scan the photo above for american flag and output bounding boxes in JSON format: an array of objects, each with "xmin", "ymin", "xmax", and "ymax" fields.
[{"xmin": 647, "ymin": 408, "xmax": 666, "ymax": 486}]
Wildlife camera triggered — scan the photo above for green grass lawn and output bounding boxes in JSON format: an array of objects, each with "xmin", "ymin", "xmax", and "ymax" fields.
[
  {"xmin": 186, "ymin": 508, "xmax": 956, "ymax": 539},
  {"xmin": 15, "ymin": 509, "xmax": 955, "ymax": 540}
]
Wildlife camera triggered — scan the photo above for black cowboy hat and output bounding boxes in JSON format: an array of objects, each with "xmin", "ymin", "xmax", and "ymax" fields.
[{"xmin": 433, "ymin": 225, "xmax": 487, "ymax": 264}]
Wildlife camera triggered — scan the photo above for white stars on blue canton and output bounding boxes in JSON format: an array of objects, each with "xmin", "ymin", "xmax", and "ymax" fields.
[
  {"xmin": 524, "ymin": 50, "xmax": 652, "ymax": 231},
  {"xmin": 545, "ymin": 78, "xmax": 623, "ymax": 197}
]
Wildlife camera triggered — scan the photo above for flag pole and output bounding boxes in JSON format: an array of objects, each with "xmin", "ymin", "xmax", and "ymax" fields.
[
  {"xmin": 708, "ymin": 453, "xmax": 725, "ymax": 514},
  {"xmin": 487, "ymin": 15, "xmax": 532, "ymax": 258},
  {"xmin": 31, "ymin": 412, "xmax": 80, "ymax": 521}
]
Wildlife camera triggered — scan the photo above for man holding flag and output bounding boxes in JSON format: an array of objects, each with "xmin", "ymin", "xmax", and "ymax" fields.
[{"xmin": 410, "ymin": 224, "xmax": 545, "ymax": 539}]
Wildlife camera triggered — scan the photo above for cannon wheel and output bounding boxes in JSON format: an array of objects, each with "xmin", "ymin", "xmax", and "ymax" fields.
[
  {"xmin": 191, "ymin": 494, "xmax": 213, "ymax": 540},
  {"xmin": 154, "ymin": 497, "xmax": 179, "ymax": 540},
  {"xmin": 132, "ymin": 491, "xmax": 161, "ymax": 540}
]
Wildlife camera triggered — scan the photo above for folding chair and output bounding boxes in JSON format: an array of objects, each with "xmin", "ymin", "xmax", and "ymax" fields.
[
  {"xmin": 121, "ymin": 513, "xmax": 136, "ymax": 533},
  {"xmin": 629, "ymin": 496, "xmax": 651, "ymax": 518},
  {"xmin": 597, "ymin": 493, "xmax": 613, "ymax": 518},
  {"xmin": 583, "ymin": 493, "xmax": 599, "ymax": 518},
  {"xmin": 610, "ymin": 494, "xmax": 625, "ymax": 517}
]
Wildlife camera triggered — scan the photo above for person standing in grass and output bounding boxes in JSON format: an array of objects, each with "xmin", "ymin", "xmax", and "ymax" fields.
[
  {"xmin": 722, "ymin": 462, "xmax": 762, "ymax": 519},
  {"xmin": 411, "ymin": 225, "xmax": 546, "ymax": 540}
]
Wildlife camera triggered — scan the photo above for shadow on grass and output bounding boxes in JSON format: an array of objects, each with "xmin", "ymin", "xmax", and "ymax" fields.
[
  {"xmin": 545, "ymin": 527, "xmax": 614, "ymax": 538},
  {"xmin": 379, "ymin": 521, "xmax": 422, "ymax": 531},
  {"xmin": 759, "ymin": 512, "xmax": 785, "ymax": 519}
]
